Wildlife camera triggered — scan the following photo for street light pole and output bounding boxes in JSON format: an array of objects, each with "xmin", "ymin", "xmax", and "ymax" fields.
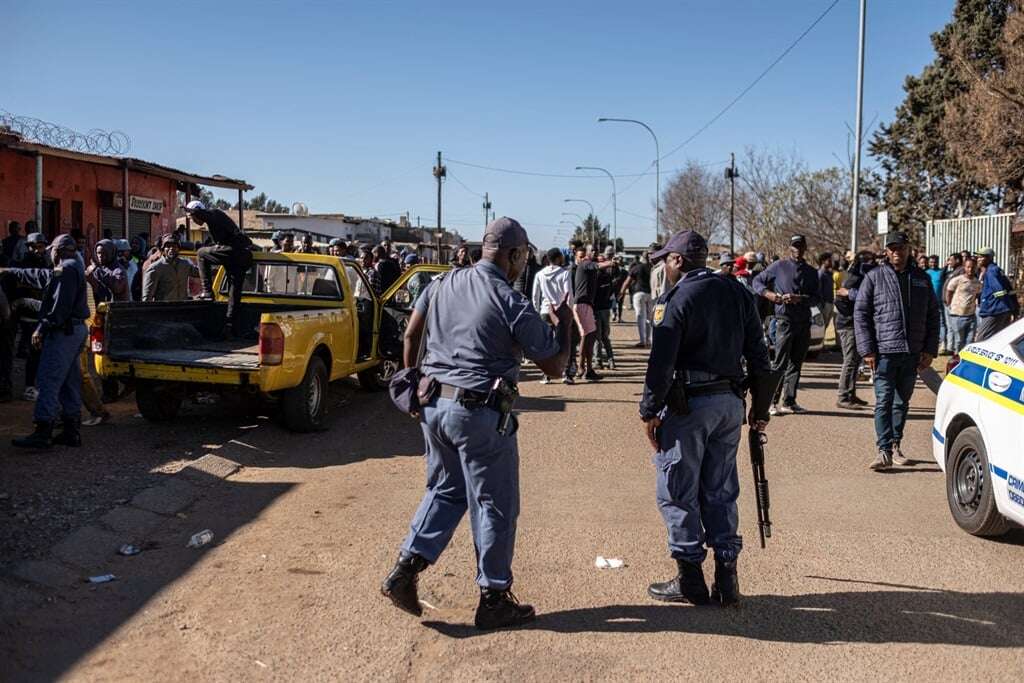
[
  {"xmin": 575, "ymin": 166, "xmax": 617, "ymax": 250},
  {"xmin": 850, "ymin": 0, "xmax": 867, "ymax": 253},
  {"xmin": 598, "ymin": 117, "xmax": 660, "ymax": 242},
  {"xmin": 564, "ymin": 198, "xmax": 596, "ymax": 246}
]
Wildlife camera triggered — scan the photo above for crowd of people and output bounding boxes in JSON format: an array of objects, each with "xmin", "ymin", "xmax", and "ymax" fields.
[{"xmin": 0, "ymin": 202, "xmax": 452, "ymax": 448}]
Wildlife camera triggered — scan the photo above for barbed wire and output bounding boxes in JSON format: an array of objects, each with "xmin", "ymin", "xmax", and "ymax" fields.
[{"xmin": 0, "ymin": 109, "xmax": 131, "ymax": 155}]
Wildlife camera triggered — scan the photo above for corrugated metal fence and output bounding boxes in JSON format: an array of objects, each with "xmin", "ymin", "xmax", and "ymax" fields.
[{"xmin": 925, "ymin": 213, "xmax": 1016, "ymax": 275}]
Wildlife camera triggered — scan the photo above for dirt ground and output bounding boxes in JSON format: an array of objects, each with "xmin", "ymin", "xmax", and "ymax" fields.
[{"xmin": 2, "ymin": 315, "xmax": 1023, "ymax": 681}]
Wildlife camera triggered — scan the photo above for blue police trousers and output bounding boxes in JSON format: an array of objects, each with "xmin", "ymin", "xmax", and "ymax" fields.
[
  {"xmin": 34, "ymin": 324, "xmax": 87, "ymax": 423},
  {"xmin": 402, "ymin": 397, "xmax": 520, "ymax": 590},
  {"xmin": 654, "ymin": 392, "xmax": 744, "ymax": 564}
]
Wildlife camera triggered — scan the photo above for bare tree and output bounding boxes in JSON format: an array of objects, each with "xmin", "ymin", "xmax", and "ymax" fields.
[{"xmin": 660, "ymin": 160, "xmax": 729, "ymax": 243}]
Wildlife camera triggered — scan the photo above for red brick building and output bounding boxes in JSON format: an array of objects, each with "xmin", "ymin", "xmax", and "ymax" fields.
[{"xmin": 0, "ymin": 130, "xmax": 251, "ymax": 251}]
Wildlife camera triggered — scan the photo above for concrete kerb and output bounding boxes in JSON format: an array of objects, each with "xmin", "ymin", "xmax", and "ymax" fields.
[{"xmin": 2, "ymin": 453, "xmax": 243, "ymax": 589}]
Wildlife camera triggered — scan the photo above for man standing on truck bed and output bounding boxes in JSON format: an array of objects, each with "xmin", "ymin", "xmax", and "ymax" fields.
[
  {"xmin": 184, "ymin": 201, "xmax": 254, "ymax": 337},
  {"xmin": 381, "ymin": 217, "xmax": 573, "ymax": 631}
]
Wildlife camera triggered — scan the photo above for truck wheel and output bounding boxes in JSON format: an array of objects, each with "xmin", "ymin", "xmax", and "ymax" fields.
[
  {"xmin": 136, "ymin": 381, "xmax": 183, "ymax": 422},
  {"xmin": 282, "ymin": 356, "xmax": 328, "ymax": 432},
  {"xmin": 946, "ymin": 426, "xmax": 1010, "ymax": 537},
  {"xmin": 358, "ymin": 359, "xmax": 400, "ymax": 391}
]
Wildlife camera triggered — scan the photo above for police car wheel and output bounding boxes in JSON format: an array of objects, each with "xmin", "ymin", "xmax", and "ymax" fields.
[
  {"xmin": 945, "ymin": 427, "xmax": 1010, "ymax": 537},
  {"xmin": 282, "ymin": 356, "xmax": 328, "ymax": 432},
  {"xmin": 135, "ymin": 381, "xmax": 183, "ymax": 422}
]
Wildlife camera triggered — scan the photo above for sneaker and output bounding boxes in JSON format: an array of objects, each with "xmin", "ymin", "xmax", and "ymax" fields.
[
  {"xmin": 22, "ymin": 387, "xmax": 38, "ymax": 401},
  {"xmin": 870, "ymin": 450, "xmax": 892, "ymax": 471},
  {"xmin": 836, "ymin": 400, "xmax": 861, "ymax": 411},
  {"xmin": 539, "ymin": 376, "xmax": 551, "ymax": 385},
  {"xmin": 773, "ymin": 404, "xmax": 792, "ymax": 415},
  {"xmin": 632, "ymin": 342, "xmax": 646, "ymax": 348},
  {"xmin": 82, "ymin": 412, "xmax": 111, "ymax": 427},
  {"xmin": 849, "ymin": 396, "xmax": 869, "ymax": 407},
  {"xmin": 769, "ymin": 404, "xmax": 780, "ymax": 416},
  {"xmin": 562, "ymin": 376, "xmax": 575, "ymax": 385},
  {"xmin": 892, "ymin": 442, "xmax": 910, "ymax": 466},
  {"xmin": 786, "ymin": 403, "xmax": 807, "ymax": 414},
  {"xmin": 584, "ymin": 370, "xmax": 603, "ymax": 382},
  {"xmin": 608, "ymin": 358, "xmax": 617, "ymax": 370}
]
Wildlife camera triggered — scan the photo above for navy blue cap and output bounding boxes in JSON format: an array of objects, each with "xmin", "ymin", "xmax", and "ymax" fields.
[
  {"xmin": 885, "ymin": 231, "xmax": 909, "ymax": 247},
  {"xmin": 650, "ymin": 230, "xmax": 708, "ymax": 263},
  {"xmin": 482, "ymin": 216, "xmax": 529, "ymax": 255}
]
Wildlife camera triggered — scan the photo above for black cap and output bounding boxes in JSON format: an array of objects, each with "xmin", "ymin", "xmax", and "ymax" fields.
[
  {"xmin": 885, "ymin": 232, "xmax": 909, "ymax": 247},
  {"xmin": 650, "ymin": 230, "xmax": 708, "ymax": 263},
  {"xmin": 790, "ymin": 234, "xmax": 807, "ymax": 245}
]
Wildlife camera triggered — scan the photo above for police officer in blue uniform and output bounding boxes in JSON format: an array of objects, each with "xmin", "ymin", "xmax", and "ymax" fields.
[
  {"xmin": 640, "ymin": 230, "xmax": 772, "ymax": 607},
  {"xmin": 382, "ymin": 217, "xmax": 572, "ymax": 630},
  {"xmin": 12, "ymin": 234, "xmax": 91, "ymax": 449}
]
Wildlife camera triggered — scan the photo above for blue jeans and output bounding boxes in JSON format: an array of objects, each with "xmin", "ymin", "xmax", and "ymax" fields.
[
  {"xmin": 950, "ymin": 314, "xmax": 976, "ymax": 354},
  {"xmin": 873, "ymin": 352, "xmax": 919, "ymax": 452},
  {"xmin": 34, "ymin": 324, "xmax": 87, "ymax": 423},
  {"xmin": 654, "ymin": 392, "xmax": 744, "ymax": 564},
  {"xmin": 402, "ymin": 397, "xmax": 520, "ymax": 590}
]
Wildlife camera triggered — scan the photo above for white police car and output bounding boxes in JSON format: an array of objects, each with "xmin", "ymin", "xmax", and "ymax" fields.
[{"xmin": 933, "ymin": 318, "xmax": 1024, "ymax": 536}]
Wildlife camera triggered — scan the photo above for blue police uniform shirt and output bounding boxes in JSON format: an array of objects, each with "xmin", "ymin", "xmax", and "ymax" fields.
[
  {"xmin": 640, "ymin": 267, "xmax": 771, "ymax": 420},
  {"xmin": 752, "ymin": 257, "xmax": 820, "ymax": 325},
  {"xmin": 38, "ymin": 257, "xmax": 89, "ymax": 333},
  {"xmin": 414, "ymin": 259, "xmax": 560, "ymax": 393}
]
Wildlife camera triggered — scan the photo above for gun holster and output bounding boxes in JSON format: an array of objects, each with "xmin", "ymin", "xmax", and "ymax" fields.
[
  {"xmin": 666, "ymin": 379, "xmax": 690, "ymax": 416},
  {"xmin": 487, "ymin": 378, "xmax": 519, "ymax": 436}
]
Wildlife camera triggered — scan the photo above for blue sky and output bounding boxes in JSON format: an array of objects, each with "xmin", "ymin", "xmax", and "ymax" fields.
[{"xmin": 3, "ymin": 1, "xmax": 953, "ymax": 246}]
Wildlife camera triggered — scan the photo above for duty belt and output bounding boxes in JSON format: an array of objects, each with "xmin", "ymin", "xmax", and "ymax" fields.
[
  {"xmin": 438, "ymin": 384, "xmax": 489, "ymax": 406},
  {"xmin": 685, "ymin": 380, "xmax": 736, "ymax": 397}
]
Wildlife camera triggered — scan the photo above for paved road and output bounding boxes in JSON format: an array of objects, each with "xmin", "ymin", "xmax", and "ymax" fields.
[{"xmin": 3, "ymin": 316, "xmax": 1023, "ymax": 680}]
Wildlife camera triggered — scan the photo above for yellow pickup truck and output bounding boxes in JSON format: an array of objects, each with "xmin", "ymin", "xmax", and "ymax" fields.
[{"xmin": 92, "ymin": 252, "xmax": 446, "ymax": 431}]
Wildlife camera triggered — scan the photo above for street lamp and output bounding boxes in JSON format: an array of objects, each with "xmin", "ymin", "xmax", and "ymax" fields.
[
  {"xmin": 564, "ymin": 198, "xmax": 596, "ymax": 246},
  {"xmin": 598, "ymin": 117, "xmax": 660, "ymax": 242},
  {"xmin": 575, "ymin": 166, "xmax": 617, "ymax": 249}
]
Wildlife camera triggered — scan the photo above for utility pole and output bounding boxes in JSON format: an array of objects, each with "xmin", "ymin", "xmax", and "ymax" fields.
[
  {"xmin": 725, "ymin": 152, "xmax": 739, "ymax": 254},
  {"xmin": 433, "ymin": 151, "xmax": 446, "ymax": 263},
  {"xmin": 850, "ymin": 0, "xmax": 867, "ymax": 253},
  {"xmin": 483, "ymin": 192, "xmax": 492, "ymax": 230}
]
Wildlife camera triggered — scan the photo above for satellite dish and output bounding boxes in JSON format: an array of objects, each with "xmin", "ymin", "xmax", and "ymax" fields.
[{"xmin": 292, "ymin": 202, "xmax": 309, "ymax": 216}]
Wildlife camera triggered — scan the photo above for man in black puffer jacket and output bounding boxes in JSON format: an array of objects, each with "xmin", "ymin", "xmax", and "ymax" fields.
[{"xmin": 854, "ymin": 232, "xmax": 939, "ymax": 471}]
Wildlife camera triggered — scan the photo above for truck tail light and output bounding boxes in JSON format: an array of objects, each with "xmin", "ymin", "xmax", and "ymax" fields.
[
  {"xmin": 259, "ymin": 323, "xmax": 285, "ymax": 366},
  {"xmin": 945, "ymin": 354, "xmax": 960, "ymax": 375},
  {"xmin": 90, "ymin": 311, "xmax": 106, "ymax": 354}
]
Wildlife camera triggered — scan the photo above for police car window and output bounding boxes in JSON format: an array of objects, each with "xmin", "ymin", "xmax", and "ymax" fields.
[{"xmin": 1012, "ymin": 333, "xmax": 1024, "ymax": 363}]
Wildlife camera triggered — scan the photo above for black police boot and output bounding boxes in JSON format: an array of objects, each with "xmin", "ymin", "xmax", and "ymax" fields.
[
  {"xmin": 647, "ymin": 559, "xmax": 711, "ymax": 605},
  {"xmin": 710, "ymin": 559, "xmax": 741, "ymax": 608},
  {"xmin": 12, "ymin": 421, "xmax": 53, "ymax": 450},
  {"xmin": 380, "ymin": 553, "xmax": 429, "ymax": 616},
  {"xmin": 474, "ymin": 587, "xmax": 536, "ymax": 630},
  {"xmin": 52, "ymin": 417, "xmax": 82, "ymax": 447}
]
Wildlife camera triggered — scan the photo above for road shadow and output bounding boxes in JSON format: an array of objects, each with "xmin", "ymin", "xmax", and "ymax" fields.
[
  {"xmin": 423, "ymin": 586, "xmax": 1024, "ymax": 647},
  {"xmin": 1, "ymin": 471, "xmax": 294, "ymax": 681},
  {"xmin": 515, "ymin": 396, "xmax": 637, "ymax": 413}
]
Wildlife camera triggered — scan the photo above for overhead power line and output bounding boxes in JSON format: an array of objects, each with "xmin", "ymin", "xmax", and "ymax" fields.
[
  {"xmin": 445, "ymin": 157, "xmax": 727, "ymax": 181},
  {"xmin": 446, "ymin": 169, "xmax": 485, "ymax": 199},
  {"xmin": 658, "ymin": 0, "xmax": 841, "ymax": 162}
]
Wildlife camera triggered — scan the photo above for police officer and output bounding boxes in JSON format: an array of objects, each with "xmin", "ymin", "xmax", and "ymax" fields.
[
  {"xmin": 11, "ymin": 235, "xmax": 90, "ymax": 449},
  {"xmin": 185, "ymin": 200, "xmax": 254, "ymax": 336},
  {"xmin": 381, "ymin": 217, "xmax": 572, "ymax": 630},
  {"xmin": 640, "ymin": 230, "xmax": 772, "ymax": 607}
]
